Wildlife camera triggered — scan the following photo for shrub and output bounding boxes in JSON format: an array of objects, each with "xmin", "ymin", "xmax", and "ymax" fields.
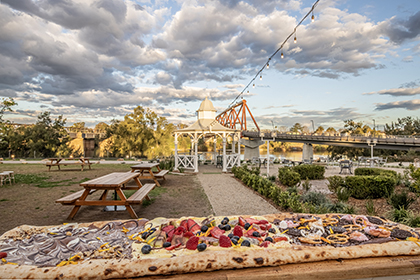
[
  {"xmin": 278, "ymin": 167, "xmax": 301, "ymax": 187},
  {"xmin": 355, "ymin": 168, "xmax": 397, "ymax": 177},
  {"xmin": 345, "ymin": 175, "xmax": 396, "ymax": 199},
  {"xmin": 300, "ymin": 191, "xmax": 329, "ymax": 206},
  {"xmin": 327, "ymin": 176, "xmax": 345, "ymax": 193},
  {"xmin": 387, "ymin": 191, "xmax": 416, "ymax": 210},
  {"xmin": 292, "ymin": 164, "xmax": 325, "ymax": 180},
  {"xmin": 409, "ymin": 165, "xmax": 420, "ymax": 192}
]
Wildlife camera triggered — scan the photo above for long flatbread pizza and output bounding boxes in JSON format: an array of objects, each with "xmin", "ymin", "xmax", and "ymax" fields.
[{"xmin": 1, "ymin": 213, "xmax": 420, "ymax": 279}]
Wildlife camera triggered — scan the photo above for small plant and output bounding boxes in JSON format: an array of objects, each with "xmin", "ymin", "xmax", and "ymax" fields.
[
  {"xmin": 387, "ymin": 191, "xmax": 415, "ymax": 210},
  {"xmin": 287, "ymin": 186, "xmax": 299, "ymax": 195},
  {"xmin": 268, "ymin": 175, "xmax": 276, "ymax": 182},
  {"xmin": 388, "ymin": 207, "xmax": 410, "ymax": 223},
  {"xmin": 326, "ymin": 176, "xmax": 344, "ymax": 193},
  {"xmin": 301, "ymin": 178, "xmax": 312, "ymax": 192},
  {"xmin": 403, "ymin": 213, "xmax": 420, "ymax": 228},
  {"xmin": 300, "ymin": 191, "xmax": 329, "ymax": 206},
  {"xmin": 336, "ymin": 186, "xmax": 352, "ymax": 202},
  {"xmin": 365, "ymin": 199, "xmax": 377, "ymax": 216}
]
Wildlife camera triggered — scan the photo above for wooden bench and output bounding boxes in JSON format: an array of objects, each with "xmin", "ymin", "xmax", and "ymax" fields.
[
  {"xmin": 56, "ymin": 189, "xmax": 97, "ymax": 205},
  {"xmin": 154, "ymin": 170, "xmax": 169, "ymax": 180},
  {"xmin": 126, "ymin": 183, "xmax": 156, "ymax": 204}
]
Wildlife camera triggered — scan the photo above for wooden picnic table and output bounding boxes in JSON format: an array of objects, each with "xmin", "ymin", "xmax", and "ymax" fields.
[
  {"xmin": 46, "ymin": 157, "xmax": 92, "ymax": 171},
  {"xmin": 130, "ymin": 162, "xmax": 169, "ymax": 187},
  {"xmin": 56, "ymin": 172, "xmax": 155, "ymax": 219}
]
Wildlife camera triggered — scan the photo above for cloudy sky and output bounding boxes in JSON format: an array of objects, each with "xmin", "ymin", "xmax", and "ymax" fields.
[{"xmin": 1, "ymin": 0, "xmax": 420, "ymax": 131}]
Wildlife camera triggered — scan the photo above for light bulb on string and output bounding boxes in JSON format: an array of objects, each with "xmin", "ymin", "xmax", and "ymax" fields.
[
  {"xmin": 281, "ymin": 52, "xmax": 284, "ymax": 58},
  {"xmin": 260, "ymin": 75, "xmax": 262, "ymax": 80},
  {"xmin": 294, "ymin": 33, "xmax": 297, "ymax": 43},
  {"xmin": 253, "ymin": 83, "xmax": 255, "ymax": 88},
  {"xmin": 266, "ymin": 63, "xmax": 269, "ymax": 69},
  {"xmin": 311, "ymin": 12, "xmax": 314, "ymax": 22}
]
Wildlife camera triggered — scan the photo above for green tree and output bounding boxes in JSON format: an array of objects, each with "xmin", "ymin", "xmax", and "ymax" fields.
[
  {"xmin": 26, "ymin": 112, "xmax": 72, "ymax": 157},
  {"xmin": 342, "ymin": 119, "xmax": 372, "ymax": 135},
  {"xmin": 325, "ymin": 127, "xmax": 337, "ymax": 134},
  {"xmin": 314, "ymin": 126, "xmax": 324, "ymax": 134},
  {"xmin": 385, "ymin": 116, "xmax": 420, "ymax": 136},
  {"xmin": 290, "ymin": 123, "xmax": 304, "ymax": 133},
  {"xmin": 108, "ymin": 106, "xmax": 174, "ymax": 158}
]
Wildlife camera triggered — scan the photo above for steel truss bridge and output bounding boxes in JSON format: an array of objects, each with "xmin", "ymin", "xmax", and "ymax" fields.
[
  {"xmin": 242, "ymin": 131, "xmax": 420, "ymax": 151},
  {"xmin": 216, "ymin": 100, "xmax": 420, "ymax": 151}
]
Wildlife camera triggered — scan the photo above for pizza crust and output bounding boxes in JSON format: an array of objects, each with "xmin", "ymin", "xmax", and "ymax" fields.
[{"xmin": 1, "ymin": 214, "xmax": 419, "ymax": 279}]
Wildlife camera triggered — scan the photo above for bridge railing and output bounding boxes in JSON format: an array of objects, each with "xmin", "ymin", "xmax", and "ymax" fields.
[{"xmin": 243, "ymin": 131, "xmax": 420, "ymax": 145}]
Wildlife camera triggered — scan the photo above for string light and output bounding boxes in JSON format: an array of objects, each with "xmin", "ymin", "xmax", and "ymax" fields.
[
  {"xmin": 228, "ymin": 0, "xmax": 320, "ymax": 107},
  {"xmin": 253, "ymin": 83, "xmax": 255, "ymax": 88}
]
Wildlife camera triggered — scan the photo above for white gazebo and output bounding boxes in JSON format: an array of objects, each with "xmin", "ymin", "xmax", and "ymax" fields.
[{"xmin": 174, "ymin": 97, "xmax": 241, "ymax": 173}]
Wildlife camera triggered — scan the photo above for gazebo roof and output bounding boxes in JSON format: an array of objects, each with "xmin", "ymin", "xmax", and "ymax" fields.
[
  {"xmin": 175, "ymin": 97, "xmax": 240, "ymax": 134},
  {"xmin": 175, "ymin": 118, "xmax": 239, "ymax": 134},
  {"xmin": 197, "ymin": 97, "xmax": 216, "ymax": 112}
]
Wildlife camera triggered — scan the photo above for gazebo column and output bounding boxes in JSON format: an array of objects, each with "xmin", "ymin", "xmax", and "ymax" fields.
[
  {"xmin": 174, "ymin": 133, "xmax": 179, "ymax": 171},
  {"xmin": 213, "ymin": 138, "xmax": 217, "ymax": 165},
  {"xmin": 237, "ymin": 132, "xmax": 241, "ymax": 166},
  {"xmin": 222, "ymin": 135, "xmax": 227, "ymax": 173},
  {"xmin": 194, "ymin": 134, "xmax": 199, "ymax": 173},
  {"xmin": 232, "ymin": 136, "xmax": 236, "ymax": 154}
]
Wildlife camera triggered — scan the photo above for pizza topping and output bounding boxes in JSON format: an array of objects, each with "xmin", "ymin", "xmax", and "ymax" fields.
[
  {"xmin": 141, "ymin": 245, "xmax": 152, "ymax": 254},
  {"xmin": 165, "ymin": 243, "xmax": 182, "ymax": 251},
  {"xmin": 200, "ymin": 225, "xmax": 209, "ymax": 233},
  {"xmin": 197, "ymin": 243, "xmax": 207, "ymax": 252},
  {"xmin": 219, "ymin": 235, "xmax": 232, "ymax": 248},
  {"xmin": 244, "ymin": 222, "xmax": 251, "ymax": 230},
  {"xmin": 241, "ymin": 240, "xmax": 251, "ymax": 247},
  {"xmin": 162, "ymin": 242, "xmax": 171, "ymax": 248},
  {"xmin": 264, "ymin": 237, "xmax": 274, "ymax": 243},
  {"xmin": 364, "ymin": 226, "xmax": 391, "ymax": 238},
  {"xmin": 233, "ymin": 226, "xmax": 243, "ymax": 237},
  {"xmin": 221, "ymin": 217, "xmax": 229, "ymax": 225},
  {"xmin": 326, "ymin": 234, "xmax": 349, "ymax": 244},
  {"xmin": 391, "ymin": 229, "xmax": 413, "ymax": 239},
  {"xmin": 259, "ymin": 241, "xmax": 270, "ymax": 247},
  {"xmin": 367, "ymin": 216, "xmax": 385, "ymax": 225},
  {"xmin": 349, "ymin": 231, "xmax": 369, "ymax": 242},
  {"xmin": 210, "ymin": 226, "xmax": 225, "ymax": 239},
  {"xmin": 186, "ymin": 236, "xmax": 200, "ymax": 250}
]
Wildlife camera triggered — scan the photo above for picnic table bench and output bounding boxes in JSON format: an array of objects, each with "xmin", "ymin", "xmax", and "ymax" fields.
[
  {"xmin": 130, "ymin": 162, "xmax": 169, "ymax": 186},
  {"xmin": 46, "ymin": 158, "xmax": 92, "ymax": 171},
  {"xmin": 55, "ymin": 172, "xmax": 155, "ymax": 219}
]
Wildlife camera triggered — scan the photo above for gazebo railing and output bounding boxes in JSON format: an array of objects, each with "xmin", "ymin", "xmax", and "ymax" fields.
[
  {"xmin": 226, "ymin": 153, "xmax": 240, "ymax": 169},
  {"xmin": 178, "ymin": 155, "xmax": 195, "ymax": 169}
]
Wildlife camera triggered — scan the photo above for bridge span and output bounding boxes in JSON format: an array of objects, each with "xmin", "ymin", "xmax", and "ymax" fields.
[{"xmin": 242, "ymin": 131, "xmax": 420, "ymax": 151}]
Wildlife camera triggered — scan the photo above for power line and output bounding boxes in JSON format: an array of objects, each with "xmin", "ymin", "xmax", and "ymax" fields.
[{"xmin": 228, "ymin": 0, "xmax": 320, "ymax": 107}]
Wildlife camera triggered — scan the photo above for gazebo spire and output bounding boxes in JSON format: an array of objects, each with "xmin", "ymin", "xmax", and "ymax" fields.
[{"xmin": 197, "ymin": 97, "xmax": 216, "ymax": 120}]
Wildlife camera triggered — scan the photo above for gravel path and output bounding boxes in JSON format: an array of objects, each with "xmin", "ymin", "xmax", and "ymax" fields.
[{"xmin": 196, "ymin": 165, "xmax": 280, "ymax": 216}]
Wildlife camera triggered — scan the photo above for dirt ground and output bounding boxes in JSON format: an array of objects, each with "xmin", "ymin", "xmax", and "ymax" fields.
[{"xmin": 0, "ymin": 164, "xmax": 213, "ymax": 236}]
